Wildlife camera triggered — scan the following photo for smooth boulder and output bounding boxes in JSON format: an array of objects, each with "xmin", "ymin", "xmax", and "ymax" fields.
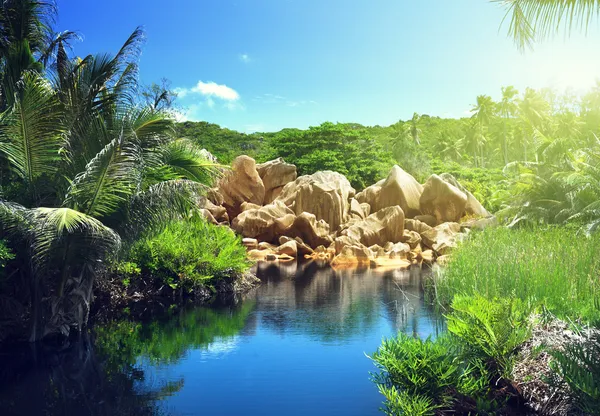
[
  {"xmin": 257, "ymin": 158, "xmax": 297, "ymax": 204},
  {"xmin": 341, "ymin": 206, "xmax": 405, "ymax": 247},
  {"xmin": 279, "ymin": 212, "xmax": 333, "ymax": 248},
  {"xmin": 439, "ymin": 173, "xmax": 490, "ymax": 218},
  {"xmin": 219, "ymin": 156, "xmax": 266, "ymax": 218},
  {"xmin": 277, "ymin": 171, "xmax": 355, "ymax": 232},
  {"xmin": 421, "ymin": 222, "xmax": 463, "ymax": 256},
  {"xmin": 232, "ymin": 200, "xmax": 294, "ymax": 242},
  {"xmin": 356, "ymin": 165, "xmax": 423, "ymax": 218},
  {"xmin": 419, "ymin": 174, "xmax": 468, "ymax": 223}
]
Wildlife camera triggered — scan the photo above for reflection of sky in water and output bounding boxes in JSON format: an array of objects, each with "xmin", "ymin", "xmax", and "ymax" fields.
[{"xmin": 144, "ymin": 263, "xmax": 443, "ymax": 416}]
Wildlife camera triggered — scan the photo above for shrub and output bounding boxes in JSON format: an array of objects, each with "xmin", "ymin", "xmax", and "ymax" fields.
[
  {"xmin": 370, "ymin": 332, "xmax": 492, "ymax": 415},
  {"xmin": 122, "ymin": 215, "xmax": 249, "ymax": 292},
  {"xmin": 447, "ymin": 295, "xmax": 531, "ymax": 377}
]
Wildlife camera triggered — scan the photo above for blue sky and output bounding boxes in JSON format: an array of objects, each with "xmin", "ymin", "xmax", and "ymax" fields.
[{"xmin": 56, "ymin": 0, "xmax": 600, "ymax": 133}]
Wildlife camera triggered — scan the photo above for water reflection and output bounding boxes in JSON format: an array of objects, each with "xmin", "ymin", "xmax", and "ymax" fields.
[
  {"xmin": 0, "ymin": 263, "xmax": 443, "ymax": 416},
  {"xmin": 253, "ymin": 261, "xmax": 442, "ymax": 341}
]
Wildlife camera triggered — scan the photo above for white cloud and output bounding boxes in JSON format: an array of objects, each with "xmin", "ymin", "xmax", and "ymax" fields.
[
  {"xmin": 173, "ymin": 87, "xmax": 189, "ymax": 99},
  {"xmin": 239, "ymin": 53, "xmax": 251, "ymax": 63},
  {"xmin": 191, "ymin": 81, "xmax": 240, "ymax": 101}
]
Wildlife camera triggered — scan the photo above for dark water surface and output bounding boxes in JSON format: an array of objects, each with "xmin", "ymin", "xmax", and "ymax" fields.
[{"xmin": 0, "ymin": 262, "xmax": 442, "ymax": 416}]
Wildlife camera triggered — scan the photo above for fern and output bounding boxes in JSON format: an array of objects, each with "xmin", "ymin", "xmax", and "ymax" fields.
[{"xmin": 446, "ymin": 295, "xmax": 531, "ymax": 376}]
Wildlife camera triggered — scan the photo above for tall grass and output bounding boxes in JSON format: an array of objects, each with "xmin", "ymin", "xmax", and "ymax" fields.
[{"xmin": 431, "ymin": 227, "xmax": 600, "ymax": 324}]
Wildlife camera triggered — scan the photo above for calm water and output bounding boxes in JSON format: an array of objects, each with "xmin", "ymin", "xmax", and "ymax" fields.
[{"xmin": 0, "ymin": 262, "xmax": 442, "ymax": 416}]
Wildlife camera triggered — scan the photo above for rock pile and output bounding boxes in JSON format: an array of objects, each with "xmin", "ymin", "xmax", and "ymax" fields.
[{"xmin": 203, "ymin": 155, "xmax": 495, "ymax": 268}]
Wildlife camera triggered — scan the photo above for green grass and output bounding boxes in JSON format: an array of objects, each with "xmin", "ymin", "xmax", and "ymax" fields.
[{"xmin": 431, "ymin": 227, "xmax": 600, "ymax": 324}]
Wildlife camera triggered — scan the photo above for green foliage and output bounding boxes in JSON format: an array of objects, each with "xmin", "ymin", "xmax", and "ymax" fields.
[
  {"xmin": 176, "ymin": 121, "xmax": 264, "ymax": 163},
  {"xmin": 549, "ymin": 333, "xmax": 600, "ymax": 414},
  {"xmin": 262, "ymin": 122, "xmax": 394, "ymax": 189},
  {"xmin": 0, "ymin": 239, "xmax": 14, "ymax": 267},
  {"xmin": 377, "ymin": 387, "xmax": 436, "ymax": 416},
  {"xmin": 0, "ymin": 239, "xmax": 14, "ymax": 281},
  {"xmin": 0, "ymin": 6, "xmax": 221, "ymax": 341},
  {"xmin": 371, "ymin": 332, "xmax": 492, "ymax": 415},
  {"xmin": 124, "ymin": 215, "xmax": 249, "ymax": 291},
  {"xmin": 446, "ymin": 295, "xmax": 531, "ymax": 376},
  {"xmin": 432, "ymin": 227, "xmax": 600, "ymax": 324}
]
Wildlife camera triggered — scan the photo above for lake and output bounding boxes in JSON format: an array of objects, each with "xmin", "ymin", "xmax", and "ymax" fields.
[{"xmin": 0, "ymin": 261, "xmax": 442, "ymax": 416}]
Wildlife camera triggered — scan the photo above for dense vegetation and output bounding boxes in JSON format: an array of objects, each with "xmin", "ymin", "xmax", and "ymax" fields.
[
  {"xmin": 432, "ymin": 227, "xmax": 600, "ymax": 324},
  {"xmin": 0, "ymin": 1, "xmax": 249, "ymax": 343},
  {"xmin": 120, "ymin": 214, "xmax": 249, "ymax": 297}
]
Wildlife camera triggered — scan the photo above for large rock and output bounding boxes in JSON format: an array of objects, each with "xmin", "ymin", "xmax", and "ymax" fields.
[
  {"xmin": 356, "ymin": 165, "xmax": 423, "ymax": 218},
  {"xmin": 275, "ymin": 240, "xmax": 298, "ymax": 257},
  {"xmin": 232, "ymin": 200, "xmax": 294, "ymax": 242},
  {"xmin": 341, "ymin": 206, "xmax": 405, "ymax": 247},
  {"xmin": 277, "ymin": 171, "xmax": 355, "ymax": 232},
  {"xmin": 279, "ymin": 212, "xmax": 333, "ymax": 248},
  {"xmin": 404, "ymin": 219, "xmax": 433, "ymax": 234},
  {"xmin": 256, "ymin": 158, "xmax": 297, "ymax": 204},
  {"xmin": 419, "ymin": 174, "xmax": 468, "ymax": 223},
  {"xmin": 219, "ymin": 156, "xmax": 265, "ymax": 219},
  {"xmin": 421, "ymin": 222, "xmax": 463, "ymax": 256},
  {"xmin": 439, "ymin": 173, "xmax": 490, "ymax": 218}
]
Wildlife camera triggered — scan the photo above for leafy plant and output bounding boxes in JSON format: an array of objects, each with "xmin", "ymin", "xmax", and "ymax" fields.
[
  {"xmin": 123, "ymin": 214, "xmax": 249, "ymax": 293},
  {"xmin": 370, "ymin": 332, "xmax": 492, "ymax": 415},
  {"xmin": 446, "ymin": 295, "xmax": 531, "ymax": 376}
]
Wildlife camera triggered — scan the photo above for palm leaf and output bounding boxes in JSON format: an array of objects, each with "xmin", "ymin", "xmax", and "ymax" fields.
[
  {"xmin": 496, "ymin": 0, "xmax": 600, "ymax": 50},
  {"xmin": 64, "ymin": 134, "xmax": 140, "ymax": 218},
  {"xmin": 0, "ymin": 71, "xmax": 64, "ymax": 184}
]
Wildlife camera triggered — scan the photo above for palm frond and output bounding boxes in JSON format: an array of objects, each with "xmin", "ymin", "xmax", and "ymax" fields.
[
  {"xmin": 0, "ymin": 71, "xmax": 64, "ymax": 184},
  {"xmin": 496, "ymin": 0, "xmax": 600, "ymax": 50},
  {"xmin": 64, "ymin": 134, "xmax": 140, "ymax": 219}
]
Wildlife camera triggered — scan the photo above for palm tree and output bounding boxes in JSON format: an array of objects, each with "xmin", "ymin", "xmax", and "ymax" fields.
[
  {"xmin": 496, "ymin": 0, "xmax": 600, "ymax": 50},
  {"xmin": 518, "ymin": 88, "xmax": 550, "ymax": 161},
  {"xmin": 0, "ymin": 22, "xmax": 219, "ymax": 341},
  {"xmin": 471, "ymin": 95, "xmax": 496, "ymax": 167},
  {"xmin": 408, "ymin": 112, "xmax": 422, "ymax": 145},
  {"xmin": 498, "ymin": 86, "xmax": 519, "ymax": 165}
]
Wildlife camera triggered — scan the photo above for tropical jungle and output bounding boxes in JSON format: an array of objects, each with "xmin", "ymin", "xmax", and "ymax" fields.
[{"xmin": 1, "ymin": 1, "xmax": 600, "ymax": 415}]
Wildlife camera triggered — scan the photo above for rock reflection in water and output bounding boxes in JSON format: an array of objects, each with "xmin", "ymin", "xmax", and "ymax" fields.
[{"xmin": 252, "ymin": 261, "xmax": 441, "ymax": 342}]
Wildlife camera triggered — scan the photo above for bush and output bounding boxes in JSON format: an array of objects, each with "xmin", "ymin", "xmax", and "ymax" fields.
[
  {"xmin": 122, "ymin": 215, "xmax": 249, "ymax": 293},
  {"xmin": 371, "ymin": 331, "xmax": 492, "ymax": 415},
  {"xmin": 262, "ymin": 122, "xmax": 394, "ymax": 189},
  {"xmin": 431, "ymin": 227, "xmax": 600, "ymax": 324},
  {"xmin": 447, "ymin": 296, "xmax": 531, "ymax": 377}
]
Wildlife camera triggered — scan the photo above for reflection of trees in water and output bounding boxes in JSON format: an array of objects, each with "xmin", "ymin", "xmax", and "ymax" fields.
[
  {"xmin": 0, "ymin": 336, "xmax": 179, "ymax": 416},
  {"xmin": 0, "ymin": 303, "xmax": 256, "ymax": 416},
  {"xmin": 253, "ymin": 262, "xmax": 444, "ymax": 341}
]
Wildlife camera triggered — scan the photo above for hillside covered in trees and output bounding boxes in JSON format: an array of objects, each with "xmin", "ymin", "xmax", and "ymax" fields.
[{"xmin": 177, "ymin": 83, "xmax": 600, "ymax": 229}]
